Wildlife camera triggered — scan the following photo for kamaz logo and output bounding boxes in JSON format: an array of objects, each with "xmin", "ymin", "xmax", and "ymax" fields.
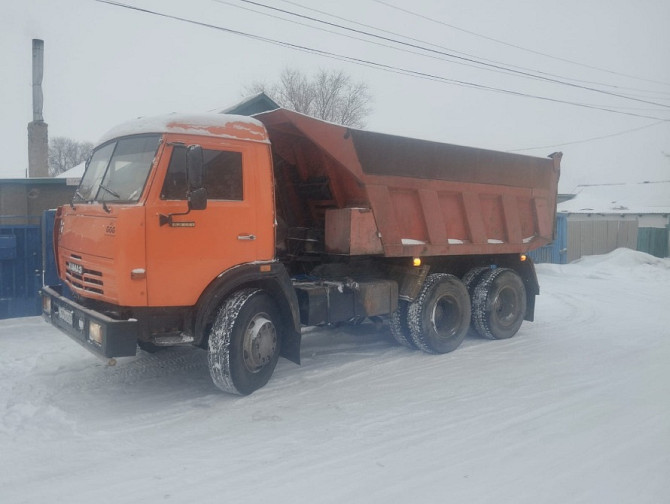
[{"xmin": 67, "ymin": 262, "xmax": 83, "ymax": 276}]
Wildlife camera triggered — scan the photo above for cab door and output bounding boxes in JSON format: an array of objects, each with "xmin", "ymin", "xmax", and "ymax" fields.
[{"xmin": 145, "ymin": 137, "xmax": 265, "ymax": 307}]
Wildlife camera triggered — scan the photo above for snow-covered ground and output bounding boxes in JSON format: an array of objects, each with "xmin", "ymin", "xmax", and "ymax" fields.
[{"xmin": 1, "ymin": 249, "xmax": 669, "ymax": 504}]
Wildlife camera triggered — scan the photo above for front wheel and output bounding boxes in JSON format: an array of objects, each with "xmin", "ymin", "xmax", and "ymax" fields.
[{"xmin": 208, "ymin": 289, "xmax": 281, "ymax": 395}]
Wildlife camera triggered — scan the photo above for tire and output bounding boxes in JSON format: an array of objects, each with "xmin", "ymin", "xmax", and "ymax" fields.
[
  {"xmin": 462, "ymin": 266, "xmax": 491, "ymax": 335},
  {"xmin": 389, "ymin": 300, "xmax": 417, "ymax": 349},
  {"xmin": 462, "ymin": 267, "xmax": 490, "ymax": 297},
  {"xmin": 472, "ymin": 268, "xmax": 526, "ymax": 340},
  {"xmin": 407, "ymin": 274, "xmax": 471, "ymax": 354},
  {"xmin": 208, "ymin": 289, "xmax": 281, "ymax": 395}
]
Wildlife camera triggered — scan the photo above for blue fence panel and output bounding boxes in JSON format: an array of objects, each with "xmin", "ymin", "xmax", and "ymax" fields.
[
  {"xmin": 42, "ymin": 210, "xmax": 61, "ymax": 287},
  {"xmin": 528, "ymin": 214, "xmax": 568, "ymax": 264},
  {"xmin": 636, "ymin": 226, "xmax": 669, "ymax": 258},
  {"xmin": 0, "ymin": 223, "xmax": 43, "ymax": 319}
]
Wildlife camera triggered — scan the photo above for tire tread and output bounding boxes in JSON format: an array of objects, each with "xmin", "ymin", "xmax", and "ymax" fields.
[
  {"xmin": 208, "ymin": 288, "xmax": 262, "ymax": 395},
  {"xmin": 472, "ymin": 268, "xmax": 526, "ymax": 340}
]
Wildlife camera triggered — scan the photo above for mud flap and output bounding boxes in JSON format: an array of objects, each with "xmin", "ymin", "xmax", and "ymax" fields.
[{"xmin": 280, "ymin": 327, "xmax": 301, "ymax": 365}]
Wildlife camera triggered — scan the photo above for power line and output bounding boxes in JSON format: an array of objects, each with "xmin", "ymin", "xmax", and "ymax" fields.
[
  {"xmin": 277, "ymin": 0, "xmax": 670, "ymax": 99},
  {"xmin": 223, "ymin": 0, "xmax": 670, "ymax": 117},
  {"xmin": 215, "ymin": 0, "xmax": 530, "ymax": 80},
  {"xmin": 217, "ymin": 0, "xmax": 652, "ymax": 102},
  {"xmin": 508, "ymin": 120, "xmax": 668, "ymax": 152},
  {"xmin": 94, "ymin": 1, "xmax": 669, "ymax": 121},
  {"xmin": 373, "ymin": 0, "xmax": 670, "ymax": 89},
  {"xmin": 237, "ymin": 0, "xmax": 670, "ymax": 109}
]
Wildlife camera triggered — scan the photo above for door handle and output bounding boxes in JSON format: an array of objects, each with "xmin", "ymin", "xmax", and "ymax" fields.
[{"xmin": 237, "ymin": 234, "xmax": 256, "ymax": 241}]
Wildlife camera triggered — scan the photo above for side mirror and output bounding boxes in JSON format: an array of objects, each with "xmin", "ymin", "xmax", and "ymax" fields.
[
  {"xmin": 186, "ymin": 145, "xmax": 204, "ymax": 190},
  {"xmin": 189, "ymin": 187, "xmax": 207, "ymax": 211}
]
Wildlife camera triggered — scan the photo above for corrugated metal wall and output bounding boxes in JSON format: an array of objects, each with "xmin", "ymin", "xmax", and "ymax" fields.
[
  {"xmin": 529, "ymin": 214, "xmax": 669, "ymax": 264},
  {"xmin": 566, "ymin": 218, "xmax": 638, "ymax": 263},
  {"xmin": 637, "ymin": 226, "xmax": 669, "ymax": 258}
]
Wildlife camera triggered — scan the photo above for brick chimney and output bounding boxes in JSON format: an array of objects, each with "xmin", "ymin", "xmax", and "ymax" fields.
[{"xmin": 28, "ymin": 39, "xmax": 49, "ymax": 178}]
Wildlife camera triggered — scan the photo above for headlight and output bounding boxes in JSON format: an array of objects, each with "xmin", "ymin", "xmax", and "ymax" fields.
[{"xmin": 89, "ymin": 322, "xmax": 103, "ymax": 345}]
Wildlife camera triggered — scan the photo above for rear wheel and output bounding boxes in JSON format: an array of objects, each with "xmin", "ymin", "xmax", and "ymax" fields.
[
  {"xmin": 407, "ymin": 274, "xmax": 471, "ymax": 354},
  {"xmin": 208, "ymin": 289, "xmax": 281, "ymax": 395},
  {"xmin": 462, "ymin": 266, "xmax": 490, "ymax": 335},
  {"xmin": 462, "ymin": 267, "xmax": 490, "ymax": 297},
  {"xmin": 472, "ymin": 268, "xmax": 526, "ymax": 340}
]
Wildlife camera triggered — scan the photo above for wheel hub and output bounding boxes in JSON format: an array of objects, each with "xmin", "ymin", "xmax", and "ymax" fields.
[
  {"xmin": 242, "ymin": 314, "xmax": 277, "ymax": 373},
  {"xmin": 431, "ymin": 296, "xmax": 459, "ymax": 338},
  {"xmin": 494, "ymin": 288, "xmax": 518, "ymax": 327}
]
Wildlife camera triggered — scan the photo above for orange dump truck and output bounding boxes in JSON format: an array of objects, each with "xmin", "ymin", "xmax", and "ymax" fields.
[{"xmin": 41, "ymin": 108, "xmax": 561, "ymax": 394}]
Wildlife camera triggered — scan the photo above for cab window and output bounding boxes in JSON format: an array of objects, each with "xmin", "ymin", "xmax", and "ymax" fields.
[{"xmin": 161, "ymin": 146, "xmax": 243, "ymax": 201}]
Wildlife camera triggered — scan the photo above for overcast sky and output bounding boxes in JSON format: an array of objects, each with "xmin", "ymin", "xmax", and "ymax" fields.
[{"xmin": 3, "ymin": 0, "xmax": 669, "ymax": 191}]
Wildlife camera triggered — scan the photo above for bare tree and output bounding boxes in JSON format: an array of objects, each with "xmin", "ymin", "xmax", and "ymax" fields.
[
  {"xmin": 247, "ymin": 68, "xmax": 372, "ymax": 128},
  {"xmin": 48, "ymin": 137, "xmax": 94, "ymax": 176}
]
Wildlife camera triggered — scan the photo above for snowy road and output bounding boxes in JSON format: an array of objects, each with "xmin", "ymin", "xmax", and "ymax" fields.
[{"xmin": 1, "ymin": 249, "xmax": 669, "ymax": 504}]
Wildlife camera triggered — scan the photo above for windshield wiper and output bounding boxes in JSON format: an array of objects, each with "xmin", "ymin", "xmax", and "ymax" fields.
[
  {"xmin": 71, "ymin": 189, "xmax": 86, "ymax": 208},
  {"xmin": 98, "ymin": 184, "xmax": 121, "ymax": 199}
]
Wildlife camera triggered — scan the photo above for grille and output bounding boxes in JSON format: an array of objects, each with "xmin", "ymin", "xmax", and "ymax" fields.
[{"xmin": 65, "ymin": 260, "xmax": 104, "ymax": 295}]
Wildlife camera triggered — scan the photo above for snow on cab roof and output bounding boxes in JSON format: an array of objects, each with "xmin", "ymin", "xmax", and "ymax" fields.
[{"xmin": 97, "ymin": 113, "xmax": 269, "ymax": 145}]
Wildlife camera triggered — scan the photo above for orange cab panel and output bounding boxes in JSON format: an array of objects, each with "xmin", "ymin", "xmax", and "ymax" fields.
[
  {"xmin": 144, "ymin": 134, "xmax": 275, "ymax": 307},
  {"xmin": 58, "ymin": 205, "xmax": 148, "ymax": 306}
]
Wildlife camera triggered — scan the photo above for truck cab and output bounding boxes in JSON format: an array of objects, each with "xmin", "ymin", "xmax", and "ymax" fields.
[
  {"xmin": 58, "ymin": 114, "xmax": 276, "ymax": 308},
  {"xmin": 43, "ymin": 114, "xmax": 302, "ymax": 374}
]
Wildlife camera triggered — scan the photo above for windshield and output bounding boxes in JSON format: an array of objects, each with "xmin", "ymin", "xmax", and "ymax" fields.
[{"xmin": 77, "ymin": 135, "xmax": 161, "ymax": 203}]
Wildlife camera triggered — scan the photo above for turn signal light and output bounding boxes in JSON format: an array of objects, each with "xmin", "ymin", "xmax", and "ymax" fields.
[
  {"xmin": 413, "ymin": 257, "xmax": 422, "ymax": 267},
  {"xmin": 520, "ymin": 254, "xmax": 527, "ymax": 262}
]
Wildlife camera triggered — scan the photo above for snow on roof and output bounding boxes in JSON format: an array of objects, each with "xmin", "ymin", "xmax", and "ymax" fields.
[
  {"xmin": 56, "ymin": 162, "xmax": 85, "ymax": 179},
  {"xmin": 216, "ymin": 92, "xmax": 280, "ymax": 115},
  {"xmin": 97, "ymin": 113, "xmax": 269, "ymax": 145},
  {"xmin": 558, "ymin": 181, "xmax": 670, "ymax": 214}
]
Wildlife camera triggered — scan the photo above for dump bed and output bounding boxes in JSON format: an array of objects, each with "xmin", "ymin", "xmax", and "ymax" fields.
[{"xmin": 255, "ymin": 108, "xmax": 560, "ymax": 258}]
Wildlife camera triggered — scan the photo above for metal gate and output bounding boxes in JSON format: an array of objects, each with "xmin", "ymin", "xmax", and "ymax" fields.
[
  {"xmin": 0, "ymin": 218, "xmax": 42, "ymax": 319},
  {"xmin": 528, "ymin": 214, "xmax": 568, "ymax": 264},
  {"xmin": 637, "ymin": 226, "xmax": 669, "ymax": 258}
]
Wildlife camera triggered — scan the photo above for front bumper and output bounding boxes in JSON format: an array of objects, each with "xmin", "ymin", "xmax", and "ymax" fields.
[{"xmin": 40, "ymin": 285, "xmax": 138, "ymax": 358}]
